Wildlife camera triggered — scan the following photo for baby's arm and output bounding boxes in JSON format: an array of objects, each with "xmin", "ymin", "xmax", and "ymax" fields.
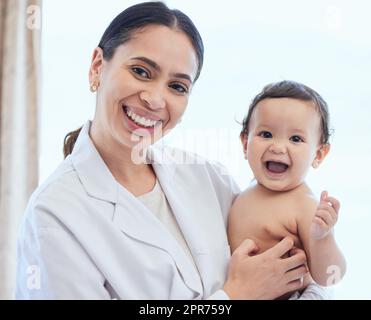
[
  {"xmin": 227, "ymin": 194, "xmax": 254, "ymax": 253},
  {"xmin": 298, "ymin": 191, "xmax": 346, "ymax": 286}
]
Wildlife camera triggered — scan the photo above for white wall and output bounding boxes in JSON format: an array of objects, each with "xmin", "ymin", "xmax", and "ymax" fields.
[{"xmin": 41, "ymin": 0, "xmax": 371, "ymax": 299}]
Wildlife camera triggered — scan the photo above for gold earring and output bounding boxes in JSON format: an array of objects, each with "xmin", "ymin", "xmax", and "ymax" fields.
[{"xmin": 90, "ymin": 80, "xmax": 99, "ymax": 93}]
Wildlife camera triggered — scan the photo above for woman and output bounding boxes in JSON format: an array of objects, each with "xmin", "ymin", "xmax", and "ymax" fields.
[{"xmin": 16, "ymin": 1, "xmax": 328, "ymax": 299}]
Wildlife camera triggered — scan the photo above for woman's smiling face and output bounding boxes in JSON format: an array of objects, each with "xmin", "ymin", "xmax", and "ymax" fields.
[{"xmin": 89, "ymin": 24, "xmax": 198, "ymax": 150}]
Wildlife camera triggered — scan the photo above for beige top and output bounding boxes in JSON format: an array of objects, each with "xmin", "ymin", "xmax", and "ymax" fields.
[{"xmin": 138, "ymin": 180, "xmax": 200, "ymax": 274}]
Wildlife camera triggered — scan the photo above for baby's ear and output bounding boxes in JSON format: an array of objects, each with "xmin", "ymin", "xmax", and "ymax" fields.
[
  {"xmin": 240, "ymin": 132, "xmax": 248, "ymax": 159},
  {"xmin": 312, "ymin": 143, "xmax": 330, "ymax": 168}
]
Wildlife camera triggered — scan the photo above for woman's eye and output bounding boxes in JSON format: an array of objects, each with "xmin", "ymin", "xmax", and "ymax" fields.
[
  {"xmin": 169, "ymin": 83, "xmax": 188, "ymax": 94},
  {"xmin": 132, "ymin": 67, "xmax": 150, "ymax": 79},
  {"xmin": 290, "ymin": 135, "xmax": 304, "ymax": 143},
  {"xmin": 258, "ymin": 131, "xmax": 272, "ymax": 139}
]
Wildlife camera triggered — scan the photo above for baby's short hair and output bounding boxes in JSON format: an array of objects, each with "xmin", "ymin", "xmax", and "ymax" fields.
[{"xmin": 241, "ymin": 80, "xmax": 331, "ymax": 144}]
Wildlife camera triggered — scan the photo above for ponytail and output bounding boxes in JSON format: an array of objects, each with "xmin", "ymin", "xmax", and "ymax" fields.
[{"xmin": 63, "ymin": 127, "xmax": 83, "ymax": 158}]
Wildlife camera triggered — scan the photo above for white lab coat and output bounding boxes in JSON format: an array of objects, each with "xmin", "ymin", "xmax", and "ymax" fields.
[{"xmin": 16, "ymin": 121, "xmax": 240, "ymax": 299}]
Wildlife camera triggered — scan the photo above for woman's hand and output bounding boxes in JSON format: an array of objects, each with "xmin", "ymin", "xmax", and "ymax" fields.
[{"xmin": 223, "ymin": 237, "xmax": 308, "ymax": 300}]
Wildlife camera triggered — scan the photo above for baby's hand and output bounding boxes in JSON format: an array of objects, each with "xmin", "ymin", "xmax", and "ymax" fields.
[{"xmin": 310, "ymin": 191, "xmax": 340, "ymax": 240}]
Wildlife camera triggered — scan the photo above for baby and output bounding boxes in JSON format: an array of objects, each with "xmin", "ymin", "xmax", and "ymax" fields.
[{"xmin": 228, "ymin": 80, "xmax": 346, "ymax": 299}]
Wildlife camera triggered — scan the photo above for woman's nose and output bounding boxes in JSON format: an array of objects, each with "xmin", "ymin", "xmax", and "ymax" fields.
[{"xmin": 139, "ymin": 90, "xmax": 166, "ymax": 110}]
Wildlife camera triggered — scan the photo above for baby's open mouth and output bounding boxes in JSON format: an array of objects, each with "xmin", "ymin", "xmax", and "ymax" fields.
[{"xmin": 265, "ymin": 161, "xmax": 289, "ymax": 174}]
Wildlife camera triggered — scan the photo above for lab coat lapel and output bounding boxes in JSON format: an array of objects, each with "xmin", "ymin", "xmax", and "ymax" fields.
[
  {"xmin": 150, "ymin": 147, "xmax": 211, "ymax": 285},
  {"xmin": 149, "ymin": 145, "xmax": 208, "ymax": 253},
  {"xmin": 114, "ymin": 185, "xmax": 203, "ymax": 296},
  {"xmin": 114, "ymin": 145, "xmax": 203, "ymax": 295},
  {"xmin": 153, "ymin": 166, "xmax": 209, "ymax": 255}
]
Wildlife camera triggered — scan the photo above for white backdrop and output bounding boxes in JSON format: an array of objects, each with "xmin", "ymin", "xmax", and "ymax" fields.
[{"xmin": 40, "ymin": 0, "xmax": 371, "ymax": 299}]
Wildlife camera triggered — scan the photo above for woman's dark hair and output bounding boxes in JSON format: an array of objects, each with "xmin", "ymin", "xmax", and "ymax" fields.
[
  {"xmin": 63, "ymin": 1, "xmax": 204, "ymax": 158},
  {"xmin": 241, "ymin": 80, "xmax": 331, "ymax": 145}
]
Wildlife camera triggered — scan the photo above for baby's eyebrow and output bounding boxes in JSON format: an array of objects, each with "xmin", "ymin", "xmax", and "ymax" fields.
[
  {"xmin": 256, "ymin": 124, "xmax": 272, "ymax": 129},
  {"xmin": 291, "ymin": 128, "xmax": 307, "ymax": 135}
]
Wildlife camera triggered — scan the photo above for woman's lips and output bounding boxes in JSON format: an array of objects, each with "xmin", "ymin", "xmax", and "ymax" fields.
[
  {"xmin": 122, "ymin": 105, "xmax": 162, "ymax": 134},
  {"xmin": 124, "ymin": 105, "xmax": 162, "ymax": 122}
]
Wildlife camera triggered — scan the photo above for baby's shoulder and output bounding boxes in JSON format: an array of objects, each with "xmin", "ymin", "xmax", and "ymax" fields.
[
  {"xmin": 228, "ymin": 185, "xmax": 258, "ymax": 219},
  {"xmin": 287, "ymin": 187, "xmax": 320, "ymax": 226},
  {"xmin": 232, "ymin": 184, "xmax": 262, "ymax": 207},
  {"xmin": 293, "ymin": 188, "xmax": 318, "ymax": 212}
]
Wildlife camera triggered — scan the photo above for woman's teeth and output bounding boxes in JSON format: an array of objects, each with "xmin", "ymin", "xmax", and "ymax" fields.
[{"xmin": 126, "ymin": 108, "xmax": 160, "ymax": 128}]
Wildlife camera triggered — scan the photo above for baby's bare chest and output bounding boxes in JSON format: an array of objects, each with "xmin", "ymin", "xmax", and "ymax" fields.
[{"xmin": 241, "ymin": 200, "xmax": 302, "ymax": 252}]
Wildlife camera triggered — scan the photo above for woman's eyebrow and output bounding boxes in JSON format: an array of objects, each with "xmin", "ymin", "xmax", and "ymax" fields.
[{"xmin": 130, "ymin": 56, "xmax": 193, "ymax": 83}]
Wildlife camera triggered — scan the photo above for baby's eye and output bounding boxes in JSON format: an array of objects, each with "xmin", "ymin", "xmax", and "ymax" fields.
[
  {"xmin": 258, "ymin": 131, "xmax": 272, "ymax": 139},
  {"xmin": 131, "ymin": 67, "xmax": 150, "ymax": 79},
  {"xmin": 290, "ymin": 135, "xmax": 304, "ymax": 143},
  {"xmin": 169, "ymin": 83, "xmax": 188, "ymax": 94}
]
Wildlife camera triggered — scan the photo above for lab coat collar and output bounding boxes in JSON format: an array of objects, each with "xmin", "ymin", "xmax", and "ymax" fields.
[
  {"xmin": 70, "ymin": 121, "xmax": 177, "ymax": 203},
  {"xmin": 70, "ymin": 121, "xmax": 119, "ymax": 203}
]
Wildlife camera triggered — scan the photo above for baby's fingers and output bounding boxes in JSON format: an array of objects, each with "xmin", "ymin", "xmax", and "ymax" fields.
[
  {"xmin": 317, "ymin": 203, "xmax": 338, "ymax": 224},
  {"xmin": 320, "ymin": 191, "xmax": 328, "ymax": 202},
  {"xmin": 324, "ymin": 196, "xmax": 340, "ymax": 213},
  {"xmin": 313, "ymin": 216, "xmax": 327, "ymax": 228},
  {"xmin": 315, "ymin": 209, "xmax": 337, "ymax": 227}
]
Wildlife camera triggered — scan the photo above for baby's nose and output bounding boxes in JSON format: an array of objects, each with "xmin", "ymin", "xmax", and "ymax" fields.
[{"xmin": 269, "ymin": 142, "xmax": 286, "ymax": 154}]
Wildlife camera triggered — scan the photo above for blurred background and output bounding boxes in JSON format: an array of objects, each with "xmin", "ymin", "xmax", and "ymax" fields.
[{"xmin": 1, "ymin": 0, "xmax": 370, "ymax": 299}]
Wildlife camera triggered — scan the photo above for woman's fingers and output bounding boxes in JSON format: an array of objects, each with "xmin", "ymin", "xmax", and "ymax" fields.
[
  {"xmin": 282, "ymin": 249, "xmax": 307, "ymax": 271},
  {"xmin": 265, "ymin": 236, "xmax": 294, "ymax": 258},
  {"xmin": 233, "ymin": 239, "xmax": 259, "ymax": 257},
  {"xmin": 288, "ymin": 247, "xmax": 300, "ymax": 257},
  {"xmin": 286, "ymin": 278, "xmax": 305, "ymax": 293},
  {"xmin": 285, "ymin": 265, "xmax": 308, "ymax": 283}
]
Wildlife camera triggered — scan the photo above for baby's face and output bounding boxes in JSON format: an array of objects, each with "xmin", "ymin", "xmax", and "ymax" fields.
[{"xmin": 243, "ymin": 98, "xmax": 326, "ymax": 191}]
